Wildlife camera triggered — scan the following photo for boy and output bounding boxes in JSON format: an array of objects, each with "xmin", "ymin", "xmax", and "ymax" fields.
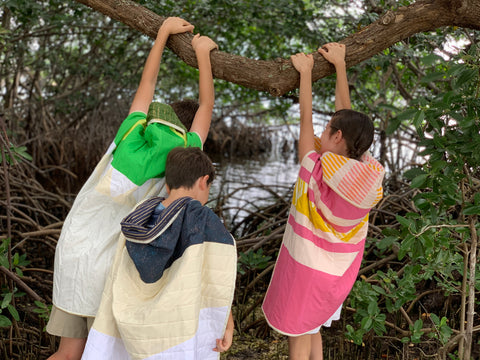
[
  {"xmin": 47, "ymin": 17, "xmax": 218, "ymax": 360},
  {"xmin": 81, "ymin": 147, "xmax": 237, "ymax": 360}
]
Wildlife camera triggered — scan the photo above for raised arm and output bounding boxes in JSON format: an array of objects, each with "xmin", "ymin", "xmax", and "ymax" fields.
[
  {"xmin": 318, "ymin": 43, "xmax": 351, "ymax": 111},
  {"xmin": 189, "ymin": 34, "xmax": 218, "ymax": 143},
  {"xmin": 129, "ymin": 17, "xmax": 194, "ymax": 114},
  {"xmin": 291, "ymin": 53, "xmax": 315, "ymax": 162}
]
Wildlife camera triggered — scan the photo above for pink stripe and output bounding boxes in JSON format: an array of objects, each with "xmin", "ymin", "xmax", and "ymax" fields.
[
  {"xmin": 307, "ymin": 182, "xmax": 370, "ymax": 222},
  {"xmin": 298, "ymin": 166, "xmax": 312, "ymax": 183},
  {"xmin": 262, "ymin": 244, "xmax": 364, "ymax": 335},
  {"xmin": 288, "ymin": 215, "xmax": 365, "ymax": 253},
  {"xmin": 339, "ymin": 164, "xmax": 373, "ymax": 201},
  {"xmin": 308, "ymin": 152, "xmax": 319, "ymax": 161}
]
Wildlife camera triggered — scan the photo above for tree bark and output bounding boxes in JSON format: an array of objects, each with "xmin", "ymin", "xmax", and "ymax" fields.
[{"xmin": 73, "ymin": 0, "xmax": 480, "ymax": 96}]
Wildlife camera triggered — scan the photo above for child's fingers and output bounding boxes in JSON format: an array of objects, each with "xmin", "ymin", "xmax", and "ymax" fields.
[
  {"xmin": 162, "ymin": 17, "xmax": 194, "ymax": 34},
  {"xmin": 317, "ymin": 47, "xmax": 327, "ymax": 56},
  {"xmin": 291, "ymin": 52, "xmax": 314, "ymax": 70},
  {"xmin": 210, "ymin": 40, "xmax": 219, "ymax": 51},
  {"xmin": 290, "ymin": 52, "xmax": 306, "ymax": 62},
  {"xmin": 192, "ymin": 36, "xmax": 218, "ymax": 52},
  {"xmin": 318, "ymin": 42, "xmax": 344, "ymax": 52},
  {"xmin": 183, "ymin": 24, "xmax": 195, "ymax": 33},
  {"xmin": 191, "ymin": 33, "xmax": 200, "ymax": 45},
  {"xmin": 213, "ymin": 338, "xmax": 224, "ymax": 352}
]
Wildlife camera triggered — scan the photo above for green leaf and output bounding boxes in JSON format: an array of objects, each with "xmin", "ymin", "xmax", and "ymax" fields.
[
  {"xmin": 34, "ymin": 301, "xmax": 47, "ymax": 309},
  {"xmin": 0, "ymin": 315, "xmax": 12, "ymax": 327},
  {"xmin": 429, "ymin": 313, "xmax": 439, "ymax": 325},
  {"xmin": 404, "ymin": 167, "xmax": 426, "ymax": 180},
  {"xmin": 7, "ymin": 304, "xmax": 19, "ymax": 321},
  {"xmin": 361, "ymin": 317, "xmax": 373, "ymax": 330},
  {"xmin": 376, "ymin": 236, "xmax": 397, "ymax": 250},
  {"xmin": 463, "ymin": 205, "xmax": 480, "ymax": 216},
  {"xmin": 386, "ymin": 117, "xmax": 401, "ymax": 135},
  {"xmin": 396, "ymin": 215, "xmax": 414, "ymax": 229},
  {"xmin": 421, "ymin": 54, "xmax": 443, "ymax": 66},
  {"xmin": 420, "ymin": 72, "xmax": 445, "ymax": 84},
  {"xmin": 367, "ymin": 301, "xmax": 378, "ymax": 315},
  {"xmin": 1, "ymin": 293, "xmax": 12, "ymax": 309},
  {"xmin": 372, "ymin": 285, "xmax": 387, "ymax": 295},
  {"xmin": 413, "ymin": 319, "xmax": 423, "ymax": 331},
  {"xmin": 411, "ymin": 174, "xmax": 428, "ymax": 188},
  {"xmin": 11, "ymin": 145, "xmax": 33, "ymax": 162},
  {"xmin": 395, "ymin": 109, "xmax": 419, "ymax": 121},
  {"xmin": 453, "ymin": 68, "xmax": 477, "ymax": 90},
  {"xmin": 412, "ymin": 110, "xmax": 425, "ymax": 129}
]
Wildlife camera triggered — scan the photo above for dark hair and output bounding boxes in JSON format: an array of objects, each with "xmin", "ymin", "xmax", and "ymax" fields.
[
  {"xmin": 169, "ymin": 99, "xmax": 199, "ymax": 130},
  {"xmin": 329, "ymin": 109, "xmax": 374, "ymax": 160},
  {"xmin": 165, "ymin": 147, "xmax": 215, "ymax": 190}
]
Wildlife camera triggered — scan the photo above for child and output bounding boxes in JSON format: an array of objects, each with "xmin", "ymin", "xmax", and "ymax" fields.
[
  {"xmin": 47, "ymin": 17, "xmax": 218, "ymax": 360},
  {"xmin": 262, "ymin": 44, "xmax": 385, "ymax": 360},
  {"xmin": 81, "ymin": 147, "xmax": 237, "ymax": 360}
]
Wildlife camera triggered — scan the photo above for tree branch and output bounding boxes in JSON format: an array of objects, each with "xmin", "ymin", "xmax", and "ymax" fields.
[{"xmin": 73, "ymin": 0, "xmax": 480, "ymax": 96}]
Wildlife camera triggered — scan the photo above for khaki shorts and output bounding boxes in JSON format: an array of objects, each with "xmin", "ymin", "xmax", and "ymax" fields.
[{"xmin": 46, "ymin": 305, "xmax": 95, "ymax": 338}]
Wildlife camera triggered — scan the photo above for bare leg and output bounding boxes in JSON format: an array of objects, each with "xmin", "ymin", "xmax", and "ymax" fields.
[
  {"xmin": 288, "ymin": 334, "xmax": 312, "ymax": 360},
  {"xmin": 310, "ymin": 331, "xmax": 323, "ymax": 360},
  {"xmin": 47, "ymin": 337, "xmax": 87, "ymax": 360}
]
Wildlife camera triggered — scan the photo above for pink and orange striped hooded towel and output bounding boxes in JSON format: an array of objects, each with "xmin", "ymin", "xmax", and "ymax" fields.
[{"xmin": 262, "ymin": 149, "xmax": 385, "ymax": 336}]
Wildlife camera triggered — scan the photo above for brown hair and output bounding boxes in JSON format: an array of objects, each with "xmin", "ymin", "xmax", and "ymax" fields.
[
  {"xmin": 329, "ymin": 109, "xmax": 374, "ymax": 160},
  {"xmin": 165, "ymin": 147, "xmax": 215, "ymax": 190},
  {"xmin": 169, "ymin": 99, "xmax": 199, "ymax": 130}
]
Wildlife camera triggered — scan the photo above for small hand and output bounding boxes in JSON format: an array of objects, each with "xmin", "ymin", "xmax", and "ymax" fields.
[
  {"xmin": 213, "ymin": 326, "xmax": 233, "ymax": 352},
  {"xmin": 192, "ymin": 34, "xmax": 218, "ymax": 53},
  {"xmin": 160, "ymin": 17, "xmax": 194, "ymax": 36},
  {"xmin": 318, "ymin": 42, "xmax": 346, "ymax": 67},
  {"xmin": 290, "ymin": 52, "xmax": 314, "ymax": 74}
]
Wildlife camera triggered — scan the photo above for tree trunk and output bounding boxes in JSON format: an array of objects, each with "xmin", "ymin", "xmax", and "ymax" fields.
[{"xmin": 73, "ymin": 0, "xmax": 480, "ymax": 96}]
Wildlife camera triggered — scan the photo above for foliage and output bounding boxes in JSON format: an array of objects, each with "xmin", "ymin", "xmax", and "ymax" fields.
[
  {"xmin": 237, "ymin": 248, "xmax": 272, "ymax": 276},
  {"xmin": 345, "ymin": 42, "xmax": 480, "ymax": 356},
  {"xmin": 0, "ymin": 144, "xmax": 32, "ymax": 164},
  {"xmin": 0, "ymin": 238, "xmax": 28, "ymax": 328}
]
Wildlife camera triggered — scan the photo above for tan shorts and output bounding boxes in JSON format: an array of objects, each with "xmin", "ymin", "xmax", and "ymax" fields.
[{"xmin": 46, "ymin": 305, "xmax": 95, "ymax": 338}]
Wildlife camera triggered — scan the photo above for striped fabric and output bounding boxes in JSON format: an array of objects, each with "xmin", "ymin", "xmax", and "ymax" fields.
[
  {"xmin": 121, "ymin": 197, "xmax": 190, "ymax": 244},
  {"xmin": 262, "ymin": 150, "xmax": 384, "ymax": 336},
  {"xmin": 81, "ymin": 198, "xmax": 237, "ymax": 360},
  {"xmin": 51, "ymin": 110, "xmax": 202, "ymax": 318}
]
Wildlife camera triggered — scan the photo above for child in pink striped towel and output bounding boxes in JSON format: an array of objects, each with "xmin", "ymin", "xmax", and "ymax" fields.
[{"xmin": 262, "ymin": 43, "xmax": 385, "ymax": 359}]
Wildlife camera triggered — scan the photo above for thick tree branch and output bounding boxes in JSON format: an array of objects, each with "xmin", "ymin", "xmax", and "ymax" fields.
[{"xmin": 74, "ymin": 0, "xmax": 480, "ymax": 96}]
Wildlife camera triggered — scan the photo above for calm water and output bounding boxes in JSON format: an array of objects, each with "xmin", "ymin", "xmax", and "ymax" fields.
[
  {"xmin": 210, "ymin": 155, "xmax": 299, "ymax": 224},
  {"xmin": 208, "ymin": 125, "xmax": 301, "ymax": 227}
]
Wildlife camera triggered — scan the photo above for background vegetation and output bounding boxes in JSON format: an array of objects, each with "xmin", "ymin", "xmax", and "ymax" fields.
[{"xmin": 1, "ymin": 0, "xmax": 479, "ymax": 359}]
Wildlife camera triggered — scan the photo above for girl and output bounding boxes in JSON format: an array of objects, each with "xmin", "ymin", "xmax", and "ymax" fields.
[{"xmin": 262, "ymin": 44, "xmax": 385, "ymax": 359}]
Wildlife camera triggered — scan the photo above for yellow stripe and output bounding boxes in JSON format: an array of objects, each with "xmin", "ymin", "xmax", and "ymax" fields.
[
  {"xmin": 314, "ymin": 136, "xmax": 322, "ymax": 152},
  {"xmin": 170, "ymin": 127, "xmax": 187, "ymax": 146},
  {"xmin": 121, "ymin": 119, "xmax": 147, "ymax": 141},
  {"xmin": 293, "ymin": 177, "xmax": 369, "ymax": 242},
  {"xmin": 322, "ymin": 154, "xmax": 347, "ymax": 180}
]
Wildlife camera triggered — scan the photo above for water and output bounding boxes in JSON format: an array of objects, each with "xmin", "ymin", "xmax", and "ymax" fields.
[
  {"xmin": 210, "ymin": 155, "xmax": 299, "ymax": 224},
  {"xmin": 208, "ymin": 125, "xmax": 301, "ymax": 227}
]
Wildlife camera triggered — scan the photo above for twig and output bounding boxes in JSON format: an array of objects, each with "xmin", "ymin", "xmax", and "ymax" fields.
[{"xmin": 0, "ymin": 266, "xmax": 43, "ymax": 302}]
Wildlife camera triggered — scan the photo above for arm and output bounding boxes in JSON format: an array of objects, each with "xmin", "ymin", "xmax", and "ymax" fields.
[
  {"xmin": 214, "ymin": 310, "xmax": 234, "ymax": 352},
  {"xmin": 291, "ymin": 53, "xmax": 315, "ymax": 162},
  {"xmin": 318, "ymin": 43, "xmax": 351, "ymax": 111},
  {"xmin": 129, "ymin": 17, "xmax": 194, "ymax": 114},
  {"xmin": 189, "ymin": 34, "xmax": 218, "ymax": 143}
]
